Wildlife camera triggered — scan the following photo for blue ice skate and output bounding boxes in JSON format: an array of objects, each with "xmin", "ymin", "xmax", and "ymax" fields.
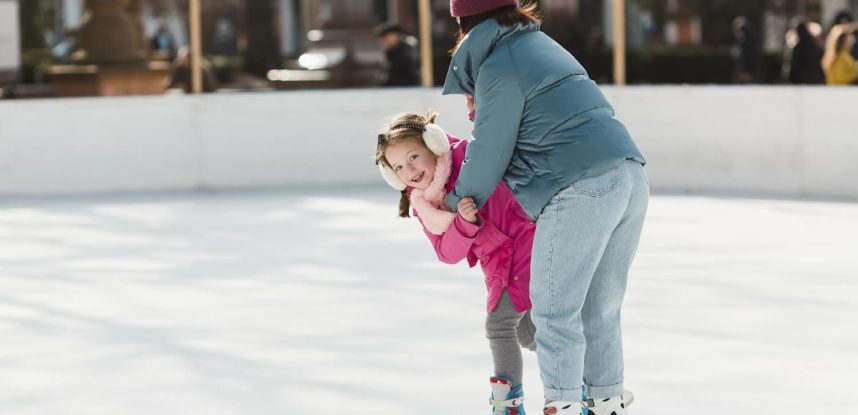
[{"xmin": 489, "ymin": 377, "xmax": 526, "ymax": 415}]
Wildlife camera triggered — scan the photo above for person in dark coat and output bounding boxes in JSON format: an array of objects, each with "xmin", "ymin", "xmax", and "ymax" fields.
[
  {"xmin": 168, "ymin": 47, "xmax": 219, "ymax": 93},
  {"xmin": 375, "ymin": 22, "xmax": 421, "ymax": 87},
  {"xmin": 789, "ymin": 21, "xmax": 826, "ymax": 84},
  {"xmin": 732, "ymin": 17, "xmax": 764, "ymax": 84}
]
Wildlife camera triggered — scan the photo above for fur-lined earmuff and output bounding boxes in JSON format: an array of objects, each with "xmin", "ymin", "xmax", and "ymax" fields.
[
  {"xmin": 377, "ymin": 121, "xmax": 449, "ymax": 190},
  {"xmin": 423, "ymin": 123, "xmax": 450, "ymax": 156},
  {"xmin": 378, "ymin": 163, "xmax": 407, "ymax": 191}
]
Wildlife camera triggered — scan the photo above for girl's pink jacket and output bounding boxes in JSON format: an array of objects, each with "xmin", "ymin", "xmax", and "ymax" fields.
[{"xmin": 413, "ymin": 136, "xmax": 534, "ymax": 313}]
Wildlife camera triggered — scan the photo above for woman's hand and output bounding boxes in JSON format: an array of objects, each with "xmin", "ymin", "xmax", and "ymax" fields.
[
  {"xmin": 457, "ymin": 197, "xmax": 479, "ymax": 224},
  {"xmin": 465, "ymin": 94, "xmax": 475, "ymax": 113}
]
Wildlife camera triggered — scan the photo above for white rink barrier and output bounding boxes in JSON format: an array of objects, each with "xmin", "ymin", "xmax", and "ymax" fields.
[{"xmin": 0, "ymin": 86, "xmax": 856, "ymax": 199}]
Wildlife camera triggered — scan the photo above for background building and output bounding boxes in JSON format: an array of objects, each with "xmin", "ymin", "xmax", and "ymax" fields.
[{"xmin": 2, "ymin": 0, "xmax": 858, "ymax": 98}]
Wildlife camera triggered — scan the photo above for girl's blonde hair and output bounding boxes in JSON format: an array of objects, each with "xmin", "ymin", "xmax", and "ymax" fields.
[{"xmin": 376, "ymin": 112, "xmax": 439, "ymax": 218}]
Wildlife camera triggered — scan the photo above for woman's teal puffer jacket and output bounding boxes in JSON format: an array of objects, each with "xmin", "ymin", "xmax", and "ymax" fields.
[{"xmin": 443, "ymin": 20, "xmax": 645, "ymax": 220}]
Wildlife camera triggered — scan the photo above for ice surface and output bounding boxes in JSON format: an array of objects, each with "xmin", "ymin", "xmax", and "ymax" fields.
[{"xmin": 1, "ymin": 188, "xmax": 856, "ymax": 414}]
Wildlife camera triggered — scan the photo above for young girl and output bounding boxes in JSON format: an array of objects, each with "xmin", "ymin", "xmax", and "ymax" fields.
[{"xmin": 375, "ymin": 111, "xmax": 537, "ymax": 415}]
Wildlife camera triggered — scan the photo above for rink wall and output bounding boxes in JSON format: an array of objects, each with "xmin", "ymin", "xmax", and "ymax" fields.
[{"xmin": 0, "ymin": 86, "xmax": 856, "ymax": 199}]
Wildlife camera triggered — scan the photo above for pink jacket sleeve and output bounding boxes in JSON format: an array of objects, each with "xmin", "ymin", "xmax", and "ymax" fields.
[{"xmin": 417, "ymin": 213, "xmax": 482, "ymax": 265}]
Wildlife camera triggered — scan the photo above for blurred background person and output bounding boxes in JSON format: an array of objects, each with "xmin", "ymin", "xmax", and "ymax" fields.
[
  {"xmin": 168, "ymin": 46, "xmax": 219, "ymax": 93},
  {"xmin": 822, "ymin": 23, "xmax": 858, "ymax": 85},
  {"xmin": 830, "ymin": 10, "xmax": 858, "ymax": 58},
  {"xmin": 787, "ymin": 19, "xmax": 825, "ymax": 84},
  {"xmin": 212, "ymin": 17, "xmax": 239, "ymax": 56},
  {"xmin": 732, "ymin": 16, "xmax": 764, "ymax": 84},
  {"xmin": 150, "ymin": 16, "xmax": 177, "ymax": 61},
  {"xmin": 374, "ymin": 22, "xmax": 420, "ymax": 87}
]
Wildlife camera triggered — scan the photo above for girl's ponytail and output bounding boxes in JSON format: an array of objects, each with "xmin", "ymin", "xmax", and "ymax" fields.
[{"xmin": 398, "ymin": 189, "xmax": 411, "ymax": 218}]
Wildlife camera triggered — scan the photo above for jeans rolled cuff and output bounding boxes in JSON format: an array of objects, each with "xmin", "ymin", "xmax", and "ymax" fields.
[
  {"xmin": 585, "ymin": 382, "xmax": 624, "ymax": 399},
  {"xmin": 544, "ymin": 387, "xmax": 584, "ymax": 402}
]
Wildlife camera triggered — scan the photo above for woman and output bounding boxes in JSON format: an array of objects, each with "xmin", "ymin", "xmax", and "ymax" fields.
[
  {"xmin": 441, "ymin": 1, "xmax": 648, "ymax": 414},
  {"xmin": 823, "ymin": 23, "xmax": 858, "ymax": 85}
]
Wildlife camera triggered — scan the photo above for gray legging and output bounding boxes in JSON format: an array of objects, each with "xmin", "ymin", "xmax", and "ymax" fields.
[{"xmin": 485, "ymin": 290, "xmax": 536, "ymax": 385}]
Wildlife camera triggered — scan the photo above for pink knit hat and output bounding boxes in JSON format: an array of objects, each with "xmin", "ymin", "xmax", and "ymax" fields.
[{"xmin": 450, "ymin": 0, "xmax": 519, "ymax": 17}]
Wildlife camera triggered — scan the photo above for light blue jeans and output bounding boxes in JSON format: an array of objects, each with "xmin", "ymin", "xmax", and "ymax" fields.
[{"xmin": 530, "ymin": 159, "xmax": 649, "ymax": 402}]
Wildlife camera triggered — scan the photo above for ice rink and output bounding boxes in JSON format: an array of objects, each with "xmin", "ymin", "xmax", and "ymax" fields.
[{"xmin": 1, "ymin": 187, "xmax": 856, "ymax": 415}]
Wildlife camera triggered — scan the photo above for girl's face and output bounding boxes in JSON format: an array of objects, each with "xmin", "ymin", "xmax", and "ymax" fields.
[
  {"xmin": 384, "ymin": 139, "xmax": 437, "ymax": 190},
  {"xmin": 847, "ymin": 33, "xmax": 856, "ymax": 50}
]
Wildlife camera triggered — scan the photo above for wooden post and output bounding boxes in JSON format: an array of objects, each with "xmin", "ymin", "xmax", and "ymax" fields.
[
  {"xmin": 417, "ymin": 0, "xmax": 434, "ymax": 87},
  {"xmin": 189, "ymin": 0, "xmax": 203, "ymax": 93},
  {"xmin": 612, "ymin": 0, "xmax": 626, "ymax": 85}
]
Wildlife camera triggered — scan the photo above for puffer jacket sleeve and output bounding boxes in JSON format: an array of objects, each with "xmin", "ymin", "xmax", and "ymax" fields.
[
  {"xmin": 446, "ymin": 50, "xmax": 525, "ymax": 210},
  {"xmin": 418, "ymin": 213, "xmax": 483, "ymax": 265}
]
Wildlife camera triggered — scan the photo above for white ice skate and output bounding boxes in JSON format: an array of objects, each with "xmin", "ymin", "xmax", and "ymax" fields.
[
  {"xmin": 584, "ymin": 390, "xmax": 634, "ymax": 415},
  {"xmin": 543, "ymin": 401, "xmax": 583, "ymax": 415},
  {"xmin": 543, "ymin": 390, "xmax": 634, "ymax": 415}
]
